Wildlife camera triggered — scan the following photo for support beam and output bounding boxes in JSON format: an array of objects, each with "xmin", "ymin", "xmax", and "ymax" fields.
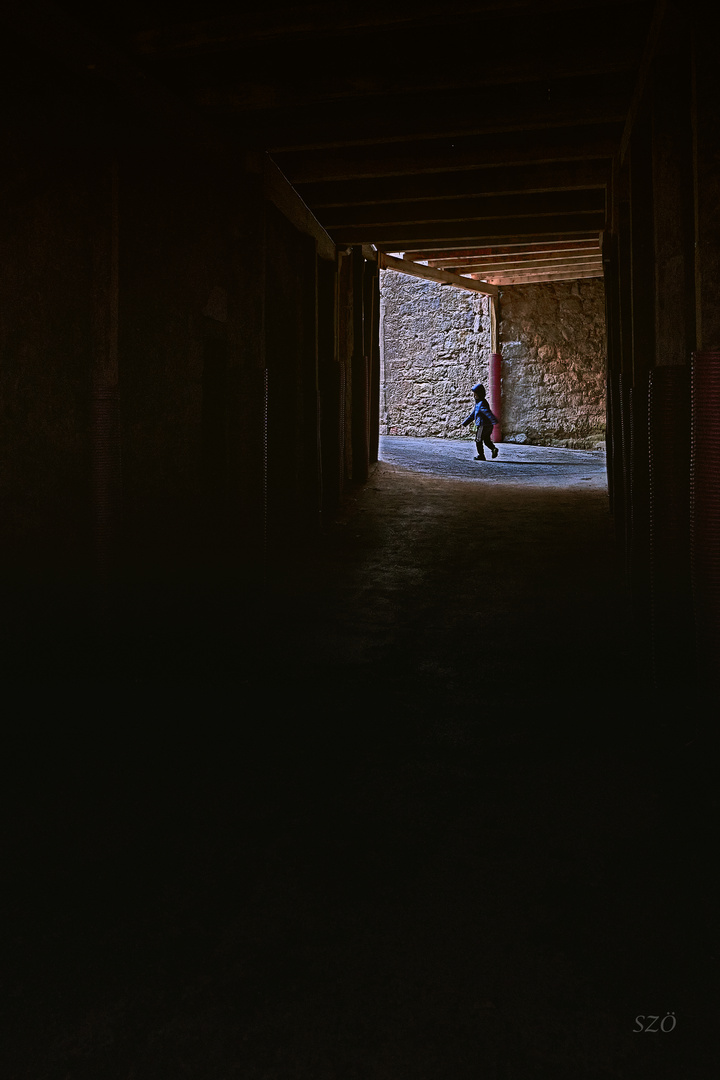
[
  {"xmin": 249, "ymin": 153, "xmax": 336, "ymax": 261},
  {"xmin": 478, "ymin": 267, "xmax": 604, "ymax": 285},
  {"xmin": 351, "ymin": 246, "xmax": 369, "ymax": 483},
  {"xmin": 298, "ymin": 162, "xmax": 611, "ymax": 209},
  {"xmin": 90, "ymin": 156, "xmax": 121, "ymax": 585},
  {"xmin": 414, "ymin": 239, "xmax": 600, "ymax": 262},
  {"xmin": 134, "ymin": 0, "xmax": 651, "ymax": 53},
  {"xmin": 435, "ymin": 255, "xmax": 604, "ymax": 274},
  {"xmin": 378, "ymin": 253, "xmax": 498, "ymax": 296},
  {"xmin": 319, "ymin": 189, "xmax": 605, "ymax": 230},
  {"xmin": 391, "ymin": 231, "xmax": 602, "ymax": 255},
  {"xmin": 334, "ymin": 213, "xmax": 606, "ymax": 247},
  {"xmin": 619, "ymin": 0, "xmax": 670, "ymax": 165},
  {"xmin": 248, "ymin": 76, "xmax": 632, "ymax": 152},
  {"xmin": 2, "ymin": 0, "xmax": 225, "ymax": 149},
  {"xmin": 652, "ymin": 35, "xmax": 694, "ymax": 365},
  {"xmin": 629, "ymin": 109, "xmax": 655, "ymax": 385},
  {"xmin": 275, "ymin": 125, "xmax": 621, "ymax": 184},
  {"xmin": 692, "ymin": 3, "xmax": 720, "ymax": 350}
]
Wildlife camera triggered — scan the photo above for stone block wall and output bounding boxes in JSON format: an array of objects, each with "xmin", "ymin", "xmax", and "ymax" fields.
[
  {"xmin": 380, "ymin": 270, "xmax": 607, "ymax": 449},
  {"xmin": 499, "ymin": 280, "xmax": 607, "ymax": 449},
  {"xmin": 379, "ymin": 271, "xmax": 491, "ymax": 437}
]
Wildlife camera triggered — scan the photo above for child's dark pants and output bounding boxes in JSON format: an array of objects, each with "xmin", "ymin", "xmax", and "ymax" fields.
[{"xmin": 476, "ymin": 420, "xmax": 496, "ymax": 459}]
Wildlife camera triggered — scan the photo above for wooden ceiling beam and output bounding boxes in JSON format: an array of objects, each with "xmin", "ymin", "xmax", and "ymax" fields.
[
  {"xmin": 418, "ymin": 239, "xmax": 600, "ymax": 262},
  {"xmin": 134, "ymin": 0, "xmax": 650, "ymax": 54},
  {"xmin": 319, "ymin": 190, "xmax": 605, "ymax": 229},
  {"xmin": 253, "ymin": 153, "xmax": 336, "ymax": 261},
  {"xmin": 442, "ymin": 255, "xmax": 604, "ymax": 273},
  {"xmin": 0, "ymin": 1, "xmax": 225, "ymax": 148},
  {"xmin": 298, "ymin": 162, "xmax": 611, "ymax": 208},
  {"xmin": 215, "ymin": 73, "xmax": 634, "ymax": 151},
  {"xmin": 331, "ymin": 212, "xmax": 606, "ymax": 247},
  {"xmin": 378, "ymin": 253, "xmax": 497, "ymax": 296},
  {"xmin": 275, "ymin": 125, "xmax": 621, "ymax": 184},
  {"xmin": 430, "ymin": 252, "xmax": 602, "ymax": 269},
  {"xmin": 480, "ymin": 267, "xmax": 604, "ymax": 284},
  {"xmin": 392, "ymin": 231, "xmax": 601, "ymax": 254},
  {"xmin": 188, "ymin": 46, "xmax": 640, "ymax": 115}
]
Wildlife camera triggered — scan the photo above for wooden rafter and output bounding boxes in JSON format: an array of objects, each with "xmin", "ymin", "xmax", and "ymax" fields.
[
  {"xmin": 378, "ymin": 253, "xmax": 497, "ymax": 296},
  {"xmin": 412, "ymin": 239, "xmax": 600, "ymax": 263},
  {"xmin": 298, "ymin": 162, "xmax": 610, "ymax": 209},
  {"xmin": 274, "ymin": 125, "xmax": 621, "ymax": 184},
  {"xmin": 446, "ymin": 255, "xmax": 604, "ymax": 274},
  {"xmin": 133, "ymin": 0, "xmax": 650, "ymax": 54},
  {"xmin": 333, "ymin": 212, "xmax": 606, "ymax": 247},
  {"xmin": 319, "ymin": 190, "xmax": 605, "ymax": 229},
  {"xmin": 479, "ymin": 267, "xmax": 604, "ymax": 284},
  {"xmin": 245, "ymin": 76, "xmax": 633, "ymax": 152},
  {"xmin": 393, "ymin": 233, "xmax": 601, "ymax": 255}
]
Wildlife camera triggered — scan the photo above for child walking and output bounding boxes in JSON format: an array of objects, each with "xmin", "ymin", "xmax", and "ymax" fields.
[{"xmin": 461, "ymin": 382, "xmax": 499, "ymax": 460}]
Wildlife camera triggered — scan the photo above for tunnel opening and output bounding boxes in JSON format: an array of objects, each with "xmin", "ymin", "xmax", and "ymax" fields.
[{"xmin": 378, "ymin": 247, "xmax": 607, "ymax": 455}]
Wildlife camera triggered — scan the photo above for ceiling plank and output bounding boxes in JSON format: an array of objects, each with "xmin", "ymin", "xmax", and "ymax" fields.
[
  {"xmin": 430, "ymin": 251, "xmax": 602, "ymax": 269},
  {"xmin": 275, "ymin": 125, "xmax": 621, "ymax": 184},
  {"xmin": 207, "ymin": 73, "xmax": 633, "ymax": 151},
  {"xmin": 298, "ymin": 161, "xmax": 610, "ymax": 208},
  {"xmin": 184, "ymin": 44, "xmax": 641, "ymax": 114},
  {"xmin": 331, "ymin": 212, "xmax": 606, "ymax": 246},
  {"xmin": 378, "ymin": 252, "xmax": 498, "ymax": 295},
  {"xmin": 410, "ymin": 240, "xmax": 600, "ymax": 262},
  {"xmin": 134, "ymin": 0, "xmax": 651, "ymax": 53},
  {"xmin": 441, "ymin": 255, "xmax": 604, "ymax": 273},
  {"xmin": 0, "ymin": 0, "xmax": 225, "ymax": 148},
  {"xmin": 481, "ymin": 268, "xmax": 604, "ymax": 284},
  {"xmin": 167, "ymin": 7, "xmax": 650, "ymax": 114},
  {"xmin": 319, "ymin": 190, "xmax": 605, "ymax": 229}
]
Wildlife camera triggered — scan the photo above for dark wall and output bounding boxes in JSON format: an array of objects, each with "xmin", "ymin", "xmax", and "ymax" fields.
[
  {"xmin": 119, "ymin": 148, "xmax": 247, "ymax": 583},
  {"xmin": 264, "ymin": 202, "xmax": 320, "ymax": 550},
  {"xmin": 0, "ymin": 30, "xmax": 381, "ymax": 680},
  {"xmin": 1, "ymin": 157, "xmax": 94, "ymax": 584}
]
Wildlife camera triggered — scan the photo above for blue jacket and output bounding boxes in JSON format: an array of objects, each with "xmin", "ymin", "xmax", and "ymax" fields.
[{"xmin": 462, "ymin": 399, "xmax": 498, "ymax": 428}]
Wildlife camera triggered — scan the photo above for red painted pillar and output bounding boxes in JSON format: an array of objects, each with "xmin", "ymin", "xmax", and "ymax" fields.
[{"xmin": 489, "ymin": 351, "xmax": 502, "ymax": 442}]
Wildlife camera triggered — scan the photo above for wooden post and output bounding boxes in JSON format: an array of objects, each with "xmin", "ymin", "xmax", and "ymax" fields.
[
  {"xmin": 90, "ymin": 156, "xmax": 121, "ymax": 588},
  {"xmin": 692, "ymin": 5, "xmax": 720, "ymax": 351},
  {"xmin": 602, "ymin": 228, "xmax": 622, "ymax": 521},
  {"xmin": 337, "ymin": 250, "xmax": 353, "ymax": 484},
  {"xmin": 351, "ymin": 245, "xmax": 369, "ymax": 482},
  {"xmin": 647, "ymin": 36, "xmax": 695, "ymax": 693},
  {"xmin": 229, "ymin": 165, "xmax": 267, "ymax": 583},
  {"xmin": 652, "ymin": 43, "xmax": 695, "ymax": 366},
  {"xmin": 488, "ymin": 293, "xmax": 502, "ymax": 442},
  {"xmin": 366, "ymin": 261, "xmax": 381, "ymax": 464},
  {"xmin": 690, "ymin": 4, "xmax": 720, "ymax": 692},
  {"xmin": 628, "ymin": 109, "xmax": 655, "ymax": 629},
  {"xmin": 318, "ymin": 256, "xmax": 342, "ymax": 513},
  {"xmin": 490, "ymin": 293, "xmax": 499, "ymax": 355},
  {"xmin": 615, "ymin": 161, "xmax": 633, "ymax": 566},
  {"xmin": 630, "ymin": 109, "xmax": 656, "ymax": 388}
]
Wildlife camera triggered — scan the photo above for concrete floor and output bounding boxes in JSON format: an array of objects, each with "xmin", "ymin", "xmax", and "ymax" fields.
[{"xmin": 2, "ymin": 439, "xmax": 717, "ymax": 1078}]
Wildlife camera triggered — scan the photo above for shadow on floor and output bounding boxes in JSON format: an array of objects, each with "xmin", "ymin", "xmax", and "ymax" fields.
[{"xmin": 1, "ymin": 441, "xmax": 716, "ymax": 1078}]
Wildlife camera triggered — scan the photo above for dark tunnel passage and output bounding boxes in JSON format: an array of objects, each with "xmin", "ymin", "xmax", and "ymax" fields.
[{"xmin": 2, "ymin": 1, "xmax": 720, "ymax": 1075}]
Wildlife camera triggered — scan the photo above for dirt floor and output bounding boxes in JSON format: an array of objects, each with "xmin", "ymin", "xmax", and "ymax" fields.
[{"xmin": 2, "ymin": 439, "xmax": 717, "ymax": 1078}]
